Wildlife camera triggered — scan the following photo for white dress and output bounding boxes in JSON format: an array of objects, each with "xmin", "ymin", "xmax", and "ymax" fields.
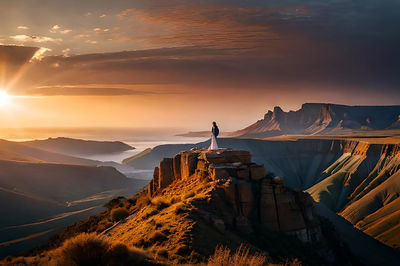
[{"xmin": 209, "ymin": 134, "xmax": 219, "ymax": 150}]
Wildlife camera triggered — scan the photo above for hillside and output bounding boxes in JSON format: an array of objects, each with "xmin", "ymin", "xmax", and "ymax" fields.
[
  {"xmin": 0, "ymin": 139, "xmax": 135, "ymax": 173},
  {"xmin": 124, "ymin": 137, "xmax": 400, "ymax": 253},
  {"xmin": 0, "ymin": 159, "xmax": 147, "ymax": 258},
  {"xmin": 23, "ymin": 137, "xmax": 134, "ymax": 156},
  {"xmin": 306, "ymin": 140, "xmax": 400, "ymax": 250},
  {"xmin": 4, "ymin": 149, "xmax": 361, "ymax": 265},
  {"xmin": 232, "ymin": 103, "xmax": 400, "ymax": 137}
]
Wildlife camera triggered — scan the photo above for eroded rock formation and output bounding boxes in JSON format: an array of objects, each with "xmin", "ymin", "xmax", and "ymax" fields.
[{"xmin": 148, "ymin": 148, "xmax": 322, "ymax": 242}]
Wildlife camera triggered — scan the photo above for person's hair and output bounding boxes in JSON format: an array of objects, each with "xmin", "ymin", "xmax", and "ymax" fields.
[{"xmin": 213, "ymin": 121, "xmax": 217, "ymax": 126}]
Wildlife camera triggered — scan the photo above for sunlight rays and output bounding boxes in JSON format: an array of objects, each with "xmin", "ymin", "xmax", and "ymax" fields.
[{"xmin": 0, "ymin": 90, "xmax": 11, "ymax": 106}]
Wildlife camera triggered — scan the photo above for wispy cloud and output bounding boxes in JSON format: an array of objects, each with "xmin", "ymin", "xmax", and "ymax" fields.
[
  {"xmin": 30, "ymin": 47, "xmax": 51, "ymax": 62},
  {"xmin": 28, "ymin": 85, "xmax": 164, "ymax": 96},
  {"xmin": 17, "ymin": 26, "xmax": 29, "ymax": 30},
  {"xmin": 10, "ymin": 35, "xmax": 62, "ymax": 43},
  {"xmin": 60, "ymin": 29, "xmax": 72, "ymax": 34}
]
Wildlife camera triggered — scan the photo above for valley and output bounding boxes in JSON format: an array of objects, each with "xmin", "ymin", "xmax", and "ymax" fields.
[
  {"xmin": 124, "ymin": 135, "xmax": 400, "ymax": 256},
  {"xmin": 0, "ymin": 138, "xmax": 147, "ymax": 258}
]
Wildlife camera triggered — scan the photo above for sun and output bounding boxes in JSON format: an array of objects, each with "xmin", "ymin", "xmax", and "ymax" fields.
[{"xmin": 0, "ymin": 90, "xmax": 12, "ymax": 106}]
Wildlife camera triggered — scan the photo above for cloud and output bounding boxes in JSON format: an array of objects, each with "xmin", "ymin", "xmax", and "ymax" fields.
[
  {"xmin": 100, "ymin": 14, "xmax": 106, "ymax": 18},
  {"xmin": 60, "ymin": 29, "xmax": 72, "ymax": 34},
  {"xmin": 17, "ymin": 26, "xmax": 29, "ymax": 30},
  {"xmin": 10, "ymin": 35, "xmax": 62, "ymax": 43},
  {"xmin": 61, "ymin": 48, "xmax": 70, "ymax": 57},
  {"xmin": 85, "ymin": 40, "xmax": 97, "ymax": 44},
  {"xmin": 30, "ymin": 47, "xmax": 51, "ymax": 62},
  {"xmin": 74, "ymin": 34, "xmax": 90, "ymax": 39},
  {"xmin": 50, "ymin": 24, "xmax": 71, "ymax": 34},
  {"xmin": 117, "ymin": 6, "xmax": 284, "ymax": 48},
  {"xmin": 28, "ymin": 85, "xmax": 163, "ymax": 96}
]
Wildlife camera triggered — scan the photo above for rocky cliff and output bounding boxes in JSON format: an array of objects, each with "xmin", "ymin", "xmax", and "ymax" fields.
[
  {"xmin": 147, "ymin": 148, "xmax": 322, "ymax": 243},
  {"xmin": 93, "ymin": 148, "xmax": 361, "ymax": 265},
  {"xmin": 232, "ymin": 103, "xmax": 400, "ymax": 137},
  {"xmin": 124, "ymin": 136, "xmax": 400, "ymax": 260},
  {"xmin": 307, "ymin": 141, "xmax": 400, "ymax": 250}
]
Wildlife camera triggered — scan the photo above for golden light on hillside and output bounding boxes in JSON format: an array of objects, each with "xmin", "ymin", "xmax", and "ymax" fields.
[{"xmin": 0, "ymin": 90, "xmax": 12, "ymax": 107}]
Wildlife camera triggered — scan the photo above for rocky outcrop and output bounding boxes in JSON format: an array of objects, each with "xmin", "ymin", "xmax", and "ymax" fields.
[
  {"xmin": 232, "ymin": 103, "xmax": 400, "ymax": 137},
  {"xmin": 148, "ymin": 148, "xmax": 322, "ymax": 242}
]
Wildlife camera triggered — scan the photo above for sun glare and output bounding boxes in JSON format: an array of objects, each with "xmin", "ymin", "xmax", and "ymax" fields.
[{"xmin": 0, "ymin": 90, "xmax": 12, "ymax": 106}]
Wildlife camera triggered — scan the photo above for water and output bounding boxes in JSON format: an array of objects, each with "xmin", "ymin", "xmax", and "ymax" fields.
[
  {"xmin": 78, "ymin": 136, "xmax": 207, "ymax": 164},
  {"xmin": 3, "ymin": 128, "xmax": 207, "ymax": 176}
]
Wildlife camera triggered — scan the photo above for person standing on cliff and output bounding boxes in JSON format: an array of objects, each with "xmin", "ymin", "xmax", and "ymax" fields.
[{"xmin": 209, "ymin": 121, "xmax": 219, "ymax": 150}]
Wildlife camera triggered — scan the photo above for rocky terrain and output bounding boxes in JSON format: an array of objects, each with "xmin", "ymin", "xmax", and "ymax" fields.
[
  {"xmin": 232, "ymin": 103, "xmax": 400, "ymax": 137},
  {"xmin": 308, "ymin": 141, "xmax": 400, "ymax": 249},
  {"xmin": 123, "ymin": 137, "xmax": 400, "ymax": 263},
  {"xmin": 4, "ymin": 149, "xmax": 360, "ymax": 265}
]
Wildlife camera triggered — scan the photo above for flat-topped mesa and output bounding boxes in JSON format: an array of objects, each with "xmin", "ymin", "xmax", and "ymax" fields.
[{"xmin": 148, "ymin": 148, "xmax": 322, "ymax": 242}]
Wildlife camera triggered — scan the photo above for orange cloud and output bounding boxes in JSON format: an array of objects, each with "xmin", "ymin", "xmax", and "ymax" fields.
[{"xmin": 118, "ymin": 6, "xmax": 283, "ymax": 48}]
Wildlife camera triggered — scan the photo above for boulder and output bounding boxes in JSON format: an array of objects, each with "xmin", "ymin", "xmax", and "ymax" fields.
[
  {"xmin": 153, "ymin": 167, "xmax": 160, "ymax": 193},
  {"xmin": 209, "ymin": 167, "xmax": 230, "ymax": 180},
  {"xmin": 274, "ymin": 192, "xmax": 306, "ymax": 232},
  {"xmin": 148, "ymin": 179, "xmax": 153, "ymax": 197},
  {"xmin": 173, "ymin": 154, "xmax": 181, "ymax": 180},
  {"xmin": 199, "ymin": 149, "xmax": 251, "ymax": 164},
  {"xmin": 250, "ymin": 165, "xmax": 266, "ymax": 180},
  {"xmin": 260, "ymin": 179, "xmax": 280, "ymax": 230},
  {"xmin": 180, "ymin": 150, "xmax": 200, "ymax": 179},
  {"xmin": 159, "ymin": 158, "xmax": 174, "ymax": 189},
  {"xmin": 237, "ymin": 183, "xmax": 253, "ymax": 217},
  {"xmin": 236, "ymin": 168, "xmax": 250, "ymax": 180}
]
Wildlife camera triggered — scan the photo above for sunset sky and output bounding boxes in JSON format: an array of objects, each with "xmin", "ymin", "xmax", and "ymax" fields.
[{"xmin": 1, "ymin": 0, "xmax": 400, "ymax": 131}]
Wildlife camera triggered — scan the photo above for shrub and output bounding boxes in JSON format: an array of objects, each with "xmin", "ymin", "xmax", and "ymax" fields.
[
  {"xmin": 105, "ymin": 243, "xmax": 147, "ymax": 265},
  {"xmin": 55, "ymin": 233, "xmax": 148, "ymax": 266},
  {"xmin": 208, "ymin": 244, "xmax": 267, "ymax": 266},
  {"xmin": 110, "ymin": 207, "xmax": 130, "ymax": 222},
  {"xmin": 148, "ymin": 231, "xmax": 168, "ymax": 244},
  {"xmin": 104, "ymin": 196, "xmax": 127, "ymax": 210},
  {"xmin": 151, "ymin": 196, "xmax": 171, "ymax": 211},
  {"xmin": 56, "ymin": 233, "xmax": 109, "ymax": 266}
]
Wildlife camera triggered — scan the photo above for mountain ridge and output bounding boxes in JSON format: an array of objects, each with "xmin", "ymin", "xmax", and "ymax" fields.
[{"xmin": 232, "ymin": 103, "xmax": 400, "ymax": 137}]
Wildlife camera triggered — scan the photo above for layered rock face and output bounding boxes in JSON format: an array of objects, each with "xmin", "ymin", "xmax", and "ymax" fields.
[
  {"xmin": 148, "ymin": 148, "xmax": 322, "ymax": 242},
  {"xmin": 232, "ymin": 103, "xmax": 400, "ymax": 137}
]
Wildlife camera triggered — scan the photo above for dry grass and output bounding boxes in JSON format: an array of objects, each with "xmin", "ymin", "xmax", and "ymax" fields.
[
  {"xmin": 148, "ymin": 231, "xmax": 168, "ymax": 243},
  {"xmin": 110, "ymin": 207, "xmax": 130, "ymax": 222},
  {"xmin": 208, "ymin": 244, "xmax": 267, "ymax": 266},
  {"xmin": 151, "ymin": 196, "xmax": 171, "ymax": 210},
  {"xmin": 51, "ymin": 233, "xmax": 148, "ymax": 266}
]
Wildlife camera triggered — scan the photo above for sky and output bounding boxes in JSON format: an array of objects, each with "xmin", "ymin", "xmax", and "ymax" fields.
[{"xmin": 0, "ymin": 0, "xmax": 400, "ymax": 132}]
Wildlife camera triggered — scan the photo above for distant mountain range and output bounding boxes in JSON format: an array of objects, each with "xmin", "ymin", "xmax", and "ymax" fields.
[
  {"xmin": 23, "ymin": 137, "xmax": 134, "ymax": 156},
  {"xmin": 233, "ymin": 103, "xmax": 400, "ymax": 137}
]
